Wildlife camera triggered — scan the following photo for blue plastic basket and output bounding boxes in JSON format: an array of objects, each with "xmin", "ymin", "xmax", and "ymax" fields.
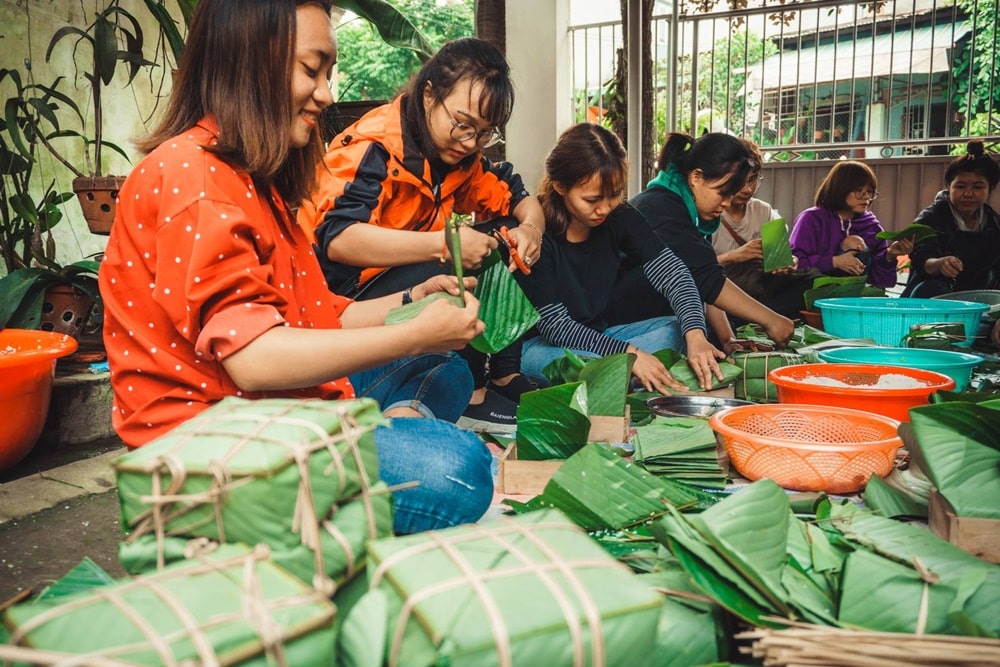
[
  {"xmin": 816, "ymin": 346, "xmax": 983, "ymax": 391},
  {"xmin": 814, "ymin": 297, "xmax": 988, "ymax": 347}
]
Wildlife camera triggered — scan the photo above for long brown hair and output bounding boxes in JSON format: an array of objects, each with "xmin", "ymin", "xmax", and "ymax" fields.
[
  {"xmin": 537, "ymin": 123, "xmax": 627, "ymax": 238},
  {"xmin": 138, "ymin": 0, "xmax": 333, "ymax": 206}
]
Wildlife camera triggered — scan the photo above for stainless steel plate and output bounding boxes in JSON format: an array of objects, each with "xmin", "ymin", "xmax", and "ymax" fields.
[{"xmin": 645, "ymin": 395, "xmax": 755, "ymax": 419}]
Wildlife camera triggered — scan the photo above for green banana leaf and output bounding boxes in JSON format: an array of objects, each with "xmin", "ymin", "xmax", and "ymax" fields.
[
  {"xmin": 908, "ymin": 401, "xmax": 1000, "ymax": 518},
  {"xmin": 803, "ymin": 275, "xmax": 883, "ymax": 311},
  {"xmin": 638, "ymin": 568, "xmax": 726, "ymax": 667},
  {"xmin": 383, "ymin": 291, "xmax": 462, "ymax": 324},
  {"xmin": 632, "ymin": 416, "xmax": 727, "ymax": 488},
  {"xmin": 627, "ymin": 390, "xmax": 658, "ymax": 426},
  {"xmin": 668, "ymin": 357, "xmax": 743, "ymax": 392},
  {"xmin": 578, "ymin": 352, "xmax": 634, "ymax": 416},
  {"xmin": 826, "ymin": 500, "xmax": 1000, "ymax": 636},
  {"xmin": 514, "ymin": 381, "xmax": 590, "ymax": 460},
  {"xmin": 505, "ymin": 443, "xmax": 708, "ymax": 531},
  {"xmin": 541, "ymin": 349, "xmax": 589, "ymax": 385},
  {"xmin": 655, "ymin": 503, "xmax": 784, "ymax": 627},
  {"xmin": 761, "ymin": 218, "xmax": 794, "ymax": 272},
  {"xmin": 876, "ymin": 222, "xmax": 937, "ymax": 243},
  {"xmin": 34, "ymin": 558, "xmax": 115, "ymax": 602},
  {"xmin": 685, "ymin": 480, "xmax": 794, "ymax": 616},
  {"xmin": 863, "ymin": 473, "xmax": 928, "ymax": 519},
  {"xmin": 469, "ymin": 250, "xmax": 540, "ymax": 353}
]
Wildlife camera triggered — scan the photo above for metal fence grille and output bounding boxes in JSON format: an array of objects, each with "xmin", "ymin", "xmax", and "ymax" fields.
[{"xmin": 569, "ymin": 0, "xmax": 1000, "ymax": 163}]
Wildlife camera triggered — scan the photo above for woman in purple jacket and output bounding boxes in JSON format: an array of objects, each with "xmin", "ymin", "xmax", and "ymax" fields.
[{"xmin": 789, "ymin": 161, "xmax": 912, "ymax": 289}]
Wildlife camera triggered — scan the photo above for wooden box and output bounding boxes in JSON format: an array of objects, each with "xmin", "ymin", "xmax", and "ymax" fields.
[
  {"xmin": 497, "ymin": 410, "xmax": 631, "ymax": 496},
  {"xmin": 928, "ymin": 487, "xmax": 1000, "ymax": 564}
]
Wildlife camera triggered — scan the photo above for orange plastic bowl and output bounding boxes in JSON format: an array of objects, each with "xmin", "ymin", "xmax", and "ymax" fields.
[
  {"xmin": 768, "ymin": 363, "xmax": 955, "ymax": 422},
  {"xmin": 0, "ymin": 329, "xmax": 78, "ymax": 472},
  {"xmin": 709, "ymin": 404, "xmax": 902, "ymax": 493}
]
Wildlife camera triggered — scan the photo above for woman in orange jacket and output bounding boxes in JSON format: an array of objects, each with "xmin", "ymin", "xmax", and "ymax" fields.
[{"xmin": 299, "ymin": 37, "xmax": 547, "ymax": 432}]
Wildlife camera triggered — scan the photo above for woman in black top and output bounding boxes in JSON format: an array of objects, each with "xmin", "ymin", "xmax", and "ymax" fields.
[
  {"xmin": 517, "ymin": 123, "xmax": 725, "ymax": 393},
  {"xmin": 902, "ymin": 140, "xmax": 1000, "ymax": 297},
  {"xmin": 620, "ymin": 132, "xmax": 795, "ymax": 349}
]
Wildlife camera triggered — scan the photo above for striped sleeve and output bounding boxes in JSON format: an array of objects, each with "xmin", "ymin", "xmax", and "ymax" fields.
[
  {"xmin": 641, "ymin": 248, "xmax": 707, "ymax": 334},
  {"xmin": 536, "ymin": 303, "xmax": 631, "ymax": 357}
]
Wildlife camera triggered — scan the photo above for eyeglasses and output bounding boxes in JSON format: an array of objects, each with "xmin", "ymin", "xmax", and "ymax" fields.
[
  {"xmin": 747, "ymin": 174, "xmax": 764, "ymax": 186},
  {"xmin": 439, "ymin": 99, "xmax": 504, "ymax": 149},
  {"xmin": 854, "ymin": 188, "xmax": 879, "ymax": 200}
]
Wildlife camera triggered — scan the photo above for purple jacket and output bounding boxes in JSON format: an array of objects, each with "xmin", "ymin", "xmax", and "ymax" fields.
[{"xmin": 789, "ymin": 206, "xmax": 896, "ymax": 288}]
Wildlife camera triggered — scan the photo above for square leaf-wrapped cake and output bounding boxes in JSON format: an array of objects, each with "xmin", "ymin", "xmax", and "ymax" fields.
[
  {"xmin": 114, "ymin": 397, "xmax": 392, "ymax": 593},
  {"xmin": 1, "ymin": 546, "xmax": 336, "ymax": 666},
  {"xmin": 349, "ymin": 508, "xmax": 664, "ymax": 666}
]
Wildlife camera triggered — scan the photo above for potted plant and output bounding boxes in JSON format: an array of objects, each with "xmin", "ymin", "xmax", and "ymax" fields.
[
  {"xmin": 1, "ymin": 68, "xmax": 102, "ymax": 339},
  {"xmin": 43, "ymin": 1, "xmax": 159, "ymax": 235}
]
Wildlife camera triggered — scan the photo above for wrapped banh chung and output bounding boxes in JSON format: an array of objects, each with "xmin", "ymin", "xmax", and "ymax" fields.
[
  {"xmin": 339, "ymin": 508, "xmax": 665, "ymax": 666},
  {"xmin": 114, "ymin": 397, "xmax": 393, "ymax": 594},
  {"xmin": 0, "ymin": 545, "xmax": 336, "ymax": 666}
]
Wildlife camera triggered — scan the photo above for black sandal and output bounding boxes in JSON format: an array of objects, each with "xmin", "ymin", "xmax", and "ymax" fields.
[{"xmin": 486, "ymin": 374, "xmax": 542, "ymax": 403}]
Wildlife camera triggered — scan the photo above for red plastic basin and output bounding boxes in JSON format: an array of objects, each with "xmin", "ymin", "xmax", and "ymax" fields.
[{"xmin": 0, "ymin": 329, "xmax": 78, "ymax": 472}]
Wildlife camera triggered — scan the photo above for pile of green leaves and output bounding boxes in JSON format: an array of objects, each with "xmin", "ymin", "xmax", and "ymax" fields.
[{"xmin": 652, "ymin": 478, "xmax": 1000, "ymax": 636}]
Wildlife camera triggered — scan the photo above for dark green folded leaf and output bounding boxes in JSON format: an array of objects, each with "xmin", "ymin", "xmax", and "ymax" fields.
[
  {"xmin": 515, "ymin": 382, "xmax": 590, "ymax": 460},
  {"xmin": 469, "ymin": 250, "xmax": 540, "ymax": 353},
  {"xmin": 541, "ymin": 349, "xmax": 589, "ymax": 385},
  {"xmin": 578, "ymin": 353, "xmax": 634, "ymax": 417}
]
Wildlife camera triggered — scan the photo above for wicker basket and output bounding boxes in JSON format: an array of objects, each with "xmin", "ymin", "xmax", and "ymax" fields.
[{"xmin": 709, "ymin": 404, "xmax": 901, "ymax": 493}]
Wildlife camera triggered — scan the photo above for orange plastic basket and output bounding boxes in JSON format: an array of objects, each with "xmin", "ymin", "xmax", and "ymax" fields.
[
  {"xmin": 0, "ymin": 329, "xmax": 78, "ymax": 472},
  {"xmin": 709, "ymin": 404, "xmax": 902, "ymax": 494},
  {"xmin": 768, "ymin": 363, "xmax": 955, "ymax": 422}
]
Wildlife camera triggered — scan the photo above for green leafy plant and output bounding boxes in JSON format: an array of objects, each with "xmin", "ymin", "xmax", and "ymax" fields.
[
  {"xmin": 43, "ymin": 1, "xmax": 158, "ymax": 179},
  {"xmin": 0, "ymin": 68, "xmax": 76, "ymax": 275},
  {"xmin": 0, "ymin": 257, "xmax": 101, "ymax": 331}
]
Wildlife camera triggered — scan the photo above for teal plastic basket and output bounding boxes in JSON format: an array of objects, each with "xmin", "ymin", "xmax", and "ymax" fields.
[
  {"xmin": 814, "ymin": 297, "xmax": 989, "ymax": 347},
  {"xmin": 816, "ymin": 346, "xmax": 983, "ymax": 391}
]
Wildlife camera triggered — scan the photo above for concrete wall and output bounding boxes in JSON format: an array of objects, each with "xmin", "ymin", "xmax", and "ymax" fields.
[
  {"xmin": 0, "ymin": 0, "xmax": 175, "ymax": 269},
  {"xmin": 505, "ymin": 0, "xmax": 572, "ymax": 195}
]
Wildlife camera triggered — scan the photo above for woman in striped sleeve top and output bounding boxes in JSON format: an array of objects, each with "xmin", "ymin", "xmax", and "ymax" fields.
[{"xmin": 516, "ymin": 123, "xmax": 726, "ymax": 393}]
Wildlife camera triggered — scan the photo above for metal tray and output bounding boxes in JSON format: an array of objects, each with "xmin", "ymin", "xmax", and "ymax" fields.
[{"xmin": 645, "ymin": 395, "xmax": 755, "ymax": 419}]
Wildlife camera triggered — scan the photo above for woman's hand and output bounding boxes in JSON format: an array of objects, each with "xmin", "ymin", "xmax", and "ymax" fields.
[
  {"xmin": 407, "ymin": 290, "xmax": 485, "ymax": 353},
  {"xmin": 762, "ymin": 313, "xmax": 795, "ymax": 349},
  {"xmin": 449, "ymin": 226, "xmax": 498, "ymax": 269},
  {"xmin": 507, "ymin": 223, "xmax": 543, "ymax": 271},
  {"xmin": 832, "ymin": 250, "xmax": 866, "ymax": 275},
  {"xmin": 929, "ymin": 255, "xmax": 963, "ymax": 279},
  {"xmin": 840, "ymin": 234, "xmax": 867, "ymax": 253},
  {"xmin": 413, "ymin": 275, "xmax": 478, "ymax": 300},
  {"xmin": 683, "ymin": 330, "xmax": 726, "ymax": 390},
  {"xmin": 629, "ymin": 346, "xmax": 688, "ymax": 394},
  {"xmin": 888, "ymin": 237, "xmax": 914, "ymax": 257}
]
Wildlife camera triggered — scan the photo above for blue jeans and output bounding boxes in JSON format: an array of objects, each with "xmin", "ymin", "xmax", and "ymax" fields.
[
  {"xmin": 374, "ymin": 417, "xmax": 493, "ymax": 534},
  {"xmin": 349, "ymin": 352, "xmax": 472, "ymax": 423},
  {"xmin": 520, "ymin": 316, "xmax": 683, "ymax": 378}
]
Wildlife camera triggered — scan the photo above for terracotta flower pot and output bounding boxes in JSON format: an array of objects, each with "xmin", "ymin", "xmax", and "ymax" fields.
[
  {"xmin": 40, "ymin": 285, "xmax": 95, "ymax": 340},
  {"xmin": 73, "ymin": 175, "xmax": 126, "ymax": 235}
]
